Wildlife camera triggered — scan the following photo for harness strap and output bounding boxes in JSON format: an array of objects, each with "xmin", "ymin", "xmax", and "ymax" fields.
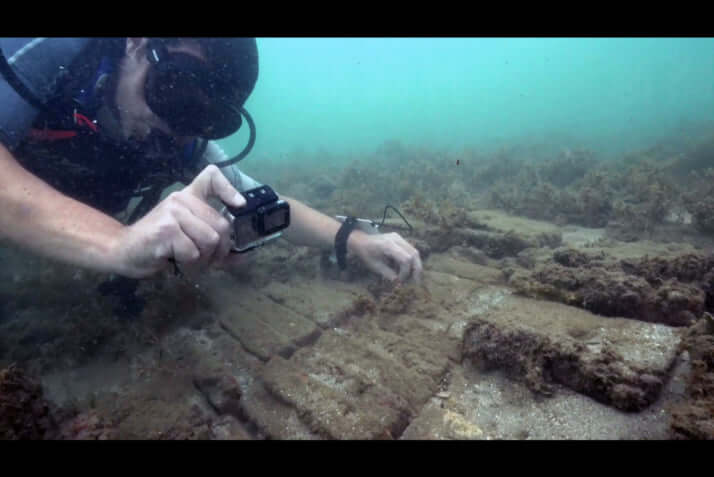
[
  {"xmin": 73, "ymin": 111, "xmax": 98, "ymax": 132},
  {"xmin": 28, "ymin": 128, "xmax": 78, "ymax": 141},
  {"xmin": 28, "ymin": 110, "xmax": 99, "ymax": 141}
]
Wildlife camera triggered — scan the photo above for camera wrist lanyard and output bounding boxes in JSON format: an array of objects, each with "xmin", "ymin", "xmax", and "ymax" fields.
[{"xmin": 334, "ymin": 216, "xmax": 358, "ymax": 270}]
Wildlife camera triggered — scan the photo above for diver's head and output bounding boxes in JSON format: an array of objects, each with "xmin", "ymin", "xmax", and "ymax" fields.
[{"xmin": 114, "ymin": 37, "xmax": 258, "ymax": 142}]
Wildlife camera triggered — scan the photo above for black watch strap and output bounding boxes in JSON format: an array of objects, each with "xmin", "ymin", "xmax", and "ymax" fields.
[{"xmin": 335, "ymin": 216, "xmax": 358, "ymax": 270}]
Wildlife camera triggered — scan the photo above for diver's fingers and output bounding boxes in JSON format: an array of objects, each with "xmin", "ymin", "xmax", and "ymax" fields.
[
  {"xmin": 411, "ymin": 253, "xmax": 423, "ymax": 283},
  {"xmin": 168, "ymin": 192, "xmax": 233, "ymax": 263},
  {"xmin": 169, "ymin": 205, "xmax": 223, "ymax": 264},
  {"xmin": 185, "ymin": 164, "xmax": 246, "ymax": 209},
  {"xmin": 370, "ymin": 258, "xmax": 398, "ymax": 282},
  {"xmin": 393, "ymin": 247, "xmax": 414, "ymax": 283},
  {"xmin": 378, "ymin": 233, "xmax": 417, "ymax": 283},
  {"xmin": 393, "ymin": 234, "xmax": 423, "ymax": 283},
  {"xmin": 167, "ymin": 226, "xmax": 201, "ymax": 264}
]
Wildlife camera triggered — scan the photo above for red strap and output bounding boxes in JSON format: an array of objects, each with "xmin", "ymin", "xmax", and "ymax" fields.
[
  {"xmin": 73, "ymin": 111, "xmax": 98, "ymax": 132},
  {"xmin": 28, "ymin": 110, "xmax": 99, "ymax": 142},
  {"xmin": 29, "ymin": 128, "xmax": 79, "ymax": 141}
]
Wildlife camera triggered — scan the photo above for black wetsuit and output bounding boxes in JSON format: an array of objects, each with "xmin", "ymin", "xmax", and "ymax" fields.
[
  {"xmin": 0, "ymin": 38, "xmax": 201, "ymax": 317},
  {"xmin": 0, "ymin": 38, "xmax": 200, "ymax": 217}
]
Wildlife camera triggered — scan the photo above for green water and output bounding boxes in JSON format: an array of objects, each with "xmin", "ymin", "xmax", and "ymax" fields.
[{"xmin": 220, "ymin": 37, "xmax": 714, "ymax": 166}]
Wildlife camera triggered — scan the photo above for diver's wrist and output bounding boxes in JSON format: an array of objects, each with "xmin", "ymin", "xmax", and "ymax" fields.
[
  {"xmin": 105, "ymin": 227, "xmax": 132, "ymax": 276},
  {"xmin": 346, "ymin": 228, "xmax": 368, "ymax": 255},
  {"xmin": 106, "ymin": 225, "xmax": 144, "ymax": 278}
]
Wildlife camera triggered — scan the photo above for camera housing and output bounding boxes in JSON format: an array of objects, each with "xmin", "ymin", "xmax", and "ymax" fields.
[{"xmin": 222, "ymin": 185, "xmax": 290, "ymax": 253}]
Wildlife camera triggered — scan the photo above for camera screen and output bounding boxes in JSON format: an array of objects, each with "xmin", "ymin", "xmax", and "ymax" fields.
[{"xmin": 264, "ymin": 207, "xmax": 289, "ymax": 234}]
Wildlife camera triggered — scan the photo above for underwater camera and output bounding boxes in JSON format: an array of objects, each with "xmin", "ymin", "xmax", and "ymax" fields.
[{"xmin": 222, "ymin": 185, "xmax": 290, "ymax": 253}]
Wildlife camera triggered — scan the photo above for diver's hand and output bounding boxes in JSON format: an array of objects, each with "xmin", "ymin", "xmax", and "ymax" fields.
[
  {"xmin": 113, "ymin": 165, "xmax": 245, "ymax": 278},
  {"xmin": 348, "ymin": 230, "xmax": 423, "ymax": 283}
]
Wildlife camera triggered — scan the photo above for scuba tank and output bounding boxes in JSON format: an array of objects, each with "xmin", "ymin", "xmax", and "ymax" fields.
[{"xmin": 0, "ymin": 38, "xmax": 93, "ymax": 148}]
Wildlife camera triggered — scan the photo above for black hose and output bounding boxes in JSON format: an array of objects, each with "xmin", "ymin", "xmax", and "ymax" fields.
[
  {"xmin": 379, "ymin": 205, "xmax": 413, "ymax": 233},
  {"xmin": 212, "ymin": 106, "xmax": 256, "ymax": 169},
  {"xmin": 0, "ymin": 47, "xmax": 48, "ymax": 111}
]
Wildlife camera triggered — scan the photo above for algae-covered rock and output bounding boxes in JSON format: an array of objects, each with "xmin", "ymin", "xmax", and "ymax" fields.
[
  {"xmin": 670, "ymin": 314, "xmax": 714, "ymax": 439},
  {"xmin": 462, "ymin": 295, "xmax": 681, "ymax": 411},
  {"xmin": 0, "ymin": 365, "xmax": 57, "ymax": 439},
  {"xmin": 511, "ymin": 252, "xmax": 714, "ymax": 327}
]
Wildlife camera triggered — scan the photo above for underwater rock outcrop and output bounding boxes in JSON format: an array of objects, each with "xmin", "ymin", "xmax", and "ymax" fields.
[
  {"xmin": 396, "ymin": 207, "xmax": 561, "ymax": 262},
  {"xmin": 681, "ymin": 168, "xmax": 714, "ymax": 235},
  {"xmin": 670, "ymin": 313, "xmax": 714, "ymax": 439},
  {"xmin": 462, "ymin": 295, "xmax": 681, "ymax": 412},
  {"xmin": 0, "ymin": 365, "xmax": 57, "ymax": 439},
  {"xmin": 510, "ymin": 251, "xmax": 714, "ymax": 327}
]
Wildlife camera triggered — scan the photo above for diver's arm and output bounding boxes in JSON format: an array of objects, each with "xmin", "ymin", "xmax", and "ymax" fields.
[
  {"xmin": 279, "ymin": 195, "xmax": 368, "ymax": 252},
  {"xmin": 194, "ymin": 142, "xmax": 422, "ymax": 280},
  {"xmin": 279, "ymin": 194, "xmax": 422, "ymax": 282},
  {"xmin": 0, "ymin": 143, "xmax": 126, "ymax": 273},
  {"xmin": 0, "ymin": 146, "xmax": 245, "ymax": 278}
]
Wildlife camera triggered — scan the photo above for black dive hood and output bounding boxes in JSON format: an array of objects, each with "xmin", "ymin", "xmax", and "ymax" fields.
[{"xmin": 143, "ymin": 38, "xmax": 259, "ymax": 166}]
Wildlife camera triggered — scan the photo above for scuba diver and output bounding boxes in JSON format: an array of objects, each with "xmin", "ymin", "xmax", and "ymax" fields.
[{"xmin": 0, "ymin": 38, "xmax": 422, "ymax": 307}]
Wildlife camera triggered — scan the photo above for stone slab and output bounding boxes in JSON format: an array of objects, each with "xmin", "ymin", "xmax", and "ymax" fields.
[{"xmin": 462, "ymin": 294, "xmax": 682, "ymax": 411}]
